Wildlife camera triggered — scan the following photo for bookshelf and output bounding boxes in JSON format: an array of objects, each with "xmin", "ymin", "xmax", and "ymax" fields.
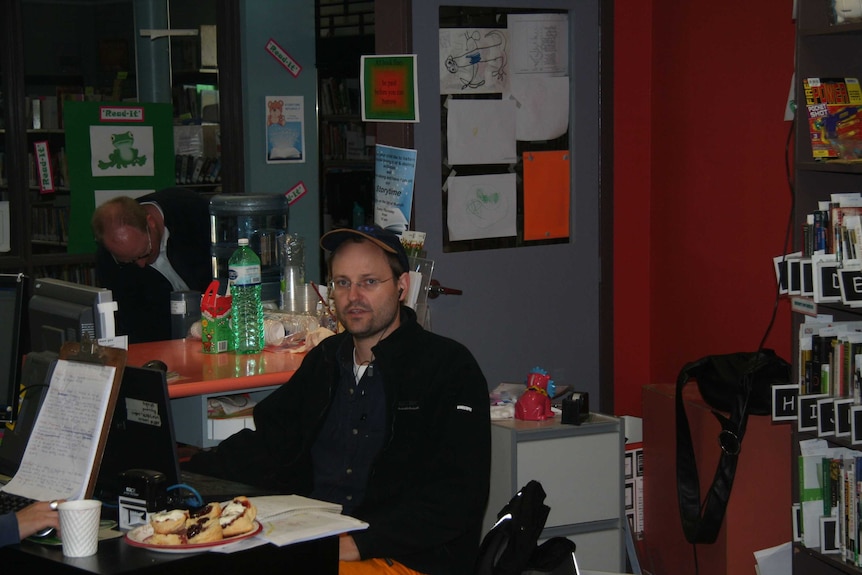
[
  {"xmin": 0, "ymin": 0, "xmax": 241, "ymax": 291},
  {"xmin": 168, "ymin": 1, "xmax": 223, "ymax": 194},
  {"xmin": 792, "ymin": 1, "xmax": 862, "ymax": 573},
  {"xmin": 0, "ymin": 2, "xmax": 139, "ymax": 284},
  {"xmin": 316, "ymin": 3, "xmax": 375, "ymax": 235}
]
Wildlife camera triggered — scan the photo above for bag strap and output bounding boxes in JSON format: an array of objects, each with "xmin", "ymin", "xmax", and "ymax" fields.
[{"xmin": 675, "ymin": 357, "xmax": 754, "ymax": 544}]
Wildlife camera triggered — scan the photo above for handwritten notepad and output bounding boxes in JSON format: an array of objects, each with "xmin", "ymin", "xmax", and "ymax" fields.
[{"xmin": 2, "ymin": 359, "xmax": 116, "ymax": 501}]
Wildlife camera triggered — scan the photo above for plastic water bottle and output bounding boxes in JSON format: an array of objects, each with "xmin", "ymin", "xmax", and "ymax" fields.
[{"xmin": 229, "ymin": 238, "xmax": 264, "ymax": 353}]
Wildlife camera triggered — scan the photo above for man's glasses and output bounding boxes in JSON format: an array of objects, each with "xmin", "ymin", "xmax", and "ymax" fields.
[
  {"xmin": 112, "ymin": 228, "xmax": 152, "ymax": 266},
  {"xmin": 329, "ymin": 277, "xmax": 393, "ymax": 293}
]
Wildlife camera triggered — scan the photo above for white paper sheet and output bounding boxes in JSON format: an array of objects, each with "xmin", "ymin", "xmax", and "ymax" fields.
[
  {"xmin": 439, "ymin": 28, "xmax": 509, "ymax": 94},
  {"xmin": 446, "ymin": 99, "xmax": 517, "ymax": 165},
  {"xmin": 3, "ymin": 360, "xmax": 116, "ymax": 501},
  {"xmin": 447, "ymin": 173, "xmax": 516, "ymax": 241},
  {"xmin": 508, "ymin": 13, "xmax": 569, "ymax": 75},
  {"xmin": 753, "ymin": 541, "xmax": 791, "ymax": 575},
  {"xmin": 510, "ymin": 75, "xmax": 570, "ymax": 141},
  {"xmin": 260, "ymin": 509, "xmax": 368, "ymax": 547}
]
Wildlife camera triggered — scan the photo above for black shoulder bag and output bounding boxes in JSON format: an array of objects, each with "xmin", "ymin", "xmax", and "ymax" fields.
[
  {"xmin": 675, "ymin": 349, "xmax": 790, "ymax": 544},
  {"xmin": 476, "ymin": 480, "xmax": 578, "ymax": 575}
]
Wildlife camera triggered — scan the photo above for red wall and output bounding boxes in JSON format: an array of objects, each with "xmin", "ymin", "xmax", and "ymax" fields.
[{"xmin": 614, "ymin": 0, "xmax": 796, "ymax": 417}]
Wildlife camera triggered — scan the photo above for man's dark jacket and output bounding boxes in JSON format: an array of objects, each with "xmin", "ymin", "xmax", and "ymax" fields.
[
  {"xmin": 94, "ymin": 188, "xmax": 212, "ymax": 343},
  {"xmin": 186, "ymin": 307, "xmax": 492, "ymax": 575}
]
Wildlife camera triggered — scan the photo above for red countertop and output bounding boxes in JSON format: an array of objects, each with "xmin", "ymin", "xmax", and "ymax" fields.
[{"xmin": 126, "ymin": 338, "xmax": 305, "ymax": 398}]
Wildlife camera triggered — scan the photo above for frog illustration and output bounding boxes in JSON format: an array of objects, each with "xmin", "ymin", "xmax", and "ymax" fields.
[{"xmin": 97, "ymin": 131, "xmax": 147, "ymax": 169}]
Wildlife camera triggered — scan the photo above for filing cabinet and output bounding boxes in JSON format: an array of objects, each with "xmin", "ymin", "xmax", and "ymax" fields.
[{"xmin": 485, "ymin": 414, "xmax": 626, "ymax": 573}]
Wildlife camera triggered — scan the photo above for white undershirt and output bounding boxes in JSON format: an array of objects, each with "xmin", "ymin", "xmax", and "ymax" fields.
[
  {"xmin": 353, "ymin": 348, "xmax": 370, "ymax": 384},
  {"xmin": 143, "ymin": 203, "xmax": 189, "ymax": 291}
]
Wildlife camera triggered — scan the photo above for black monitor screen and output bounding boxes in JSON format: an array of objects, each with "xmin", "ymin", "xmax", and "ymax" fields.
[
  {"xmin": 95, "ymin": 366, "xmax": 181, "ymax": 504},
  {"xmin": 0, "ymin": 274, "xmax": 27, "ymax": 423}
]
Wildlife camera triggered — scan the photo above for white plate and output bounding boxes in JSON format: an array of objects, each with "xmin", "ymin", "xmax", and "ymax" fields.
[{"xmin": 124, "ymin": 520, "xmax": 262, "ymax": 554}]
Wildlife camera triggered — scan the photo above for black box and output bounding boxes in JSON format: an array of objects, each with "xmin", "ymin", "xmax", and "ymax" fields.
[{"xmin": 561, "ymin": 391, "xmax": 590, "ymax": 425}]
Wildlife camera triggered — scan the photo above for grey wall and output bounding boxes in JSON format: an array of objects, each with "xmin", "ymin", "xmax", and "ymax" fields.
[{"xmin": 411, "ymin": 0, "xmax": 605, "ymax": 402}]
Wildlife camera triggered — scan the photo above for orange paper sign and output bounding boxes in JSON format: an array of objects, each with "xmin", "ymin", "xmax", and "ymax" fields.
[{"xmin": 523, "ymin": 151, "xmax": 570, "ymax": 241}]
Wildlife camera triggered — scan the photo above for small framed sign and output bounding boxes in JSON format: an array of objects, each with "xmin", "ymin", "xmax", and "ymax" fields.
[
  {"xmin": 792, "ymin": 503, "xmax": 802, "ymax": 543},
  {"xmin": 801, "ymin": 259, "xmax": 814, "ymax": 296},
  {"xmin": 814, "ymin": 257, "xmax": 841, "ymax": 303},
  {"xmin": 817, "ymin": 397, "xmax": 836, "ymax": 437},
  {"xmin": 839, "ymin": 267, "xmax": 862, "ymax": 307},
  {"xmin": 820, "ymin": 516, "xmax": 840, "ymax": 554},
  {"xmin": 773, "ymin": 254, "xmax": 790, "ymax": 295},
  {"xmin": 835, "ymin": 398, "xmax": 855, "ymax": 437},
  {"xmin": 789, "ymin": 258, "xmax": 802, "ymax": 295},
  {"xmin": 799, "ymin": 394, "xmax": 829, "ymax": 432},
  {"xmin": 772, "ymin": 384, "xmax": 798, "ymax": 421},
  {"xmin": 851, "ymin": 405, "xmax": 862, "ymax": 444}
]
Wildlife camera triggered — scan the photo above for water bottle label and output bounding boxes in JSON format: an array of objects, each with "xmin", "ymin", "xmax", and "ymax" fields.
[{"xmin": 229, "ymin": 264, "xmax": 262, "ymax": 286}]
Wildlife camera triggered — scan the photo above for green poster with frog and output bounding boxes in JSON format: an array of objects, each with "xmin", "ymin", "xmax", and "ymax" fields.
[{"xmin": 64, "ymin": 101, "xmax": 175, "ymax": 253}]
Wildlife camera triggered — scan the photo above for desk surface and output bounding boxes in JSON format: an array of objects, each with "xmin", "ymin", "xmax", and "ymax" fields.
[
  {"xmin": 126, "ymin": 339, "xmax": 305, "ymax": 398},
  {"xmin": 1, "ymin": 533, "xmax": 337, "ymax": 575}
]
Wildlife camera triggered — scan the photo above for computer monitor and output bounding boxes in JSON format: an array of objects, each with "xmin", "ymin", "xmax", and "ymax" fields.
[
  {"xmin": 0, "ymin": 273, "xmax": 27, "ymax": 423},
  {"xmin": 94, "ymin": 366, "xmax": 181, "ymax": 505},
  {"xmin": 28, "ymin": 277, "xmax": 116, "ymax": 353},
  {"xmin": 0, "ymin": 351, "xmax": 58, "ymax": 475}
]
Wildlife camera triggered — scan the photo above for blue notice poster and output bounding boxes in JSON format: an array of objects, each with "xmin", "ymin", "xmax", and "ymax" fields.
[{"xmin": 374, "ymin": 144, "xmax": 417, "ymax": 233}]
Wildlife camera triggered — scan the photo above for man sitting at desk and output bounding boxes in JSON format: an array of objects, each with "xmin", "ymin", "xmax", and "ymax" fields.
[
  {"xmin": 186, "ymin": 225, "xmax": 491, "ymax": 575},
  {"xmin": 91, "ymin": 189, "xmax": 212, "ymax": 343}
]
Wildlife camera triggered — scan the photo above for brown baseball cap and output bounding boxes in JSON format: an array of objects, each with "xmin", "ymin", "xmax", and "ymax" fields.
[{"xmin": 320, "ymin": 224, "xmax": 410, "ymax": 271}]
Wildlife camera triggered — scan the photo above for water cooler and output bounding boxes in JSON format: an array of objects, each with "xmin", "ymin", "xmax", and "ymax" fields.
[{"xmin": 209, "ymin": 194, "xmax": 289, "ymax": 303}]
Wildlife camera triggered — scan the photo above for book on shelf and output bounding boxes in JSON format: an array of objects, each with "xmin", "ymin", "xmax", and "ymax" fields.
[
  {"xmin": 322, "ymin": 122, "xmax": 371, "ymax": 161},
  {"xmin": 794, "ymin": 321, "xmax": 862, "ymax": 398},
  {"xmin": 794, "ymin": 439, "xmax": 862, "ymax": 557},
  {"xmin": 819, "ymin": 199, "xmax": 833, "ymax": 255},
  {"xmin": 174, "ymin": 154, "xmax": 220, "ymax": 185},
  {"xmin": 319, "ymin": 77, "xmax": 361, "ymax": 116},
  {"xmin": 802, "ymin": 77, "xmax": 862, "ymax": 160}
]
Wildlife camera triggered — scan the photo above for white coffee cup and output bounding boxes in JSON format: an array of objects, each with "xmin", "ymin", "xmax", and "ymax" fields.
[{"xmin": 58, "ymin": 499, "xmax": 102, "ymax": 557}]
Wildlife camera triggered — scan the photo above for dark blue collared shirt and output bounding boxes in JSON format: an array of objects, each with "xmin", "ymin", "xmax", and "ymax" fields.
[{"xmin": 310, "ymin": 342, "xmax": 387, "ymax": 515}]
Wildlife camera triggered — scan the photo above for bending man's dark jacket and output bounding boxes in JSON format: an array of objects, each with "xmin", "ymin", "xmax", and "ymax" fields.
[
  {"xmin": 186, "ymin": 306, "xmax": 492, "ymax": 575},
  {"xmin": 94, "ymin": 188, "xmax": 212, "ymax": 343}
]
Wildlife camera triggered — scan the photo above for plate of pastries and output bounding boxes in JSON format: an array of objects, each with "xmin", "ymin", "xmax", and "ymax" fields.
[{"xmin": 124, "ymin": 496, "xmax": 260, "ymax": 553}]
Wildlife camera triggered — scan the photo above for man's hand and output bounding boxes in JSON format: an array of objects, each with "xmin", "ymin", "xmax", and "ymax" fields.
[
  {"xmin": 16, "ymin": 501, "xmax": 61, "ymax": 540},
  {"xmin": 339, "ymin": 533, "xmax": 361, "ymax": 561}
]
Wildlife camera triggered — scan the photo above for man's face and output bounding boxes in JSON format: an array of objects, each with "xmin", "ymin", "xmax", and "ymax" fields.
[
  {"xmin": 104, "ymin": 221, "xmax": 157, "ymax": 268},
  {"xmin": 330, "ymin": 240, "xmax": 407, "ymax": 342}
]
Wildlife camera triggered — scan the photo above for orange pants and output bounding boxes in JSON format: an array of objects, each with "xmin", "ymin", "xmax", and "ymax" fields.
[{"xmin": 338, "ymin": 558, "xmax": 426, "ymax": 575}]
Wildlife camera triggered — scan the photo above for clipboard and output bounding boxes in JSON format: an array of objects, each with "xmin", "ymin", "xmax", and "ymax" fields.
[{"xmin": 58, "ymin": 335, "xmax": 126, "ymax": 499}]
